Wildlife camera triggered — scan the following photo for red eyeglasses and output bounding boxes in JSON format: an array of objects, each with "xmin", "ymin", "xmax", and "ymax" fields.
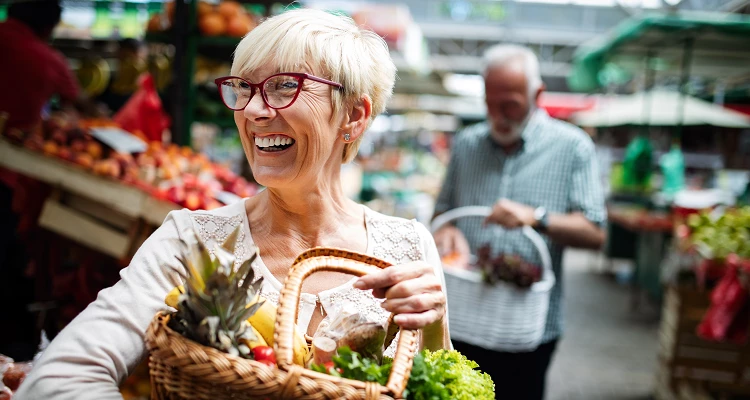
[{"xmin": 214, "ymin": 73, "xmax": 344, "ymax": 111}]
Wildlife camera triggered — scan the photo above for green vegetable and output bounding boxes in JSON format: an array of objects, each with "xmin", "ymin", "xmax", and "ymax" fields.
[
  {"xmin": 407, "ymin": 350, "xmax": 494, "ymax": 400},
  {"xmin": 312, "ymin": 347, "xmax": 494, "ymax": 400}
]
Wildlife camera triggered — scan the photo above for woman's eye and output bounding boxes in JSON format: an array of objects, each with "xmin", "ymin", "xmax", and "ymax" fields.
[
  {"xmin": 278, "ymin": 80, "xmax": 298, "ymax": 90},
  {"xmin": 239, "ymin": 81, "xmax": 251, "ymax": 89}
]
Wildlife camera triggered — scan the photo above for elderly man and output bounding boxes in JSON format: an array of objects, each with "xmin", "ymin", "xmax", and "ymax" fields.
[{"xmin": 433, "ymin": 44, "xmax": 607, "ymax": 400}]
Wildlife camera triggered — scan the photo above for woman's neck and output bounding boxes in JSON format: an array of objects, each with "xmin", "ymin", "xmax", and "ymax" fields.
[{"xmin": 247, "ymin": 183, "xmax": 363, "ymax": 248}]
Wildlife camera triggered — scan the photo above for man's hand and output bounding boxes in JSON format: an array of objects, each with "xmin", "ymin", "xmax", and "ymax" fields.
[
  {"xmin": 433, "ymin": 225, "xmax": 471, "ymax": 260},
  {"xmin": 353, "ymin": 262, "xmax": 446, "ymax": 330},
  {"xmin": 485, "ymin": 198, "xmax": 536, "ymax": 228}
]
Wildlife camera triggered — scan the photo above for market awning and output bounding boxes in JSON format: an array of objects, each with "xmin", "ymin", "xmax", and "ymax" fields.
[
  {"xmin": 571, "ymin": 91, "xmax": 750, "ymax": 128},
  {"xmin": 568, "ymin": 12, "xmax": 750, "ymax": 93}
]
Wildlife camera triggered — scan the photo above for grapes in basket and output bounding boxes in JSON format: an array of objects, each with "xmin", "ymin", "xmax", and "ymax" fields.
[{"xmin": 477, "ymin": 244, "xmax": 542, "ymax": 288}]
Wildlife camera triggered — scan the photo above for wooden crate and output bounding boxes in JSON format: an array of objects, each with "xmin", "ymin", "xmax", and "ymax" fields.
[{"xmin": 659, "ymin": 286, "xmax": 750, "ymax": 396}]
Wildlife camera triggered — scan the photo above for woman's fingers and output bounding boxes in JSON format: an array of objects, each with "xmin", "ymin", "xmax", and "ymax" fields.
[
  {"xmin": 393, "ymin": 309, "xmax": 442, "ymax": 330},
  {"xmin": 381, "ymin": 292, "xmax": 444, "ymax": 314},
  {"xmin": 353, "ymin": 262, "xmax": 430, "ymax": 291}
]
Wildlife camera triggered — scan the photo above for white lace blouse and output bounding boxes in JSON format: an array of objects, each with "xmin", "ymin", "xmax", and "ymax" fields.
[{"xmin": 15, "ymin": 200, "xmax": 448, "ymax": 400}]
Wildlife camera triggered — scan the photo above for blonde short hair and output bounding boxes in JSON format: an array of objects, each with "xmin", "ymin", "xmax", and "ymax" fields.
[{"xmin": 232, "ymin": 9, "xmax": 396, "ymax": 163}]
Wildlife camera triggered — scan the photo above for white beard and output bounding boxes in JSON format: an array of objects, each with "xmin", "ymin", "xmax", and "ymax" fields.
[{"xmin": 490, "ymin": 107, "xmax": 535, "ymax": 146}]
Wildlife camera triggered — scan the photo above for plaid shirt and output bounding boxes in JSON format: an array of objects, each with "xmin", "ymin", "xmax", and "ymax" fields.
[{"xmin": 435, "ymin": 109, "xmax": 607, "ymax": 345}]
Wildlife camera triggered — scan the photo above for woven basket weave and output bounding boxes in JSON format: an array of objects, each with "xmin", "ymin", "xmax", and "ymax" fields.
[{"xmin": 146, "ymin": 247, "xmax": 419, "ymax": 400}]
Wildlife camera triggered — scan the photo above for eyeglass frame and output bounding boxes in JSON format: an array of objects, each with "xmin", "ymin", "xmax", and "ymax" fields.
[{"xmin": 214, "ymin": 73, "xmax": 345, "ymax": 111}]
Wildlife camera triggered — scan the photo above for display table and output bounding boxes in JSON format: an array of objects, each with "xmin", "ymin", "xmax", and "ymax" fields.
[{"xmin": 0, "ymin": 138, "xmax": 178, "ymax": 259}]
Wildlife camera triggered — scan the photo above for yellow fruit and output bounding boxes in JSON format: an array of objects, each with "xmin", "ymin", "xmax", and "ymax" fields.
[
  {"xmin": 165, "ymin": 285, "xmax": 309, "ymax": 365},
  {"xmin": 165, "ymin": 285, "xmax": 184, "ymax": 308},
  {"xmin": 247, "ymin": 300, "xmax": 309, "ymax": 366}
]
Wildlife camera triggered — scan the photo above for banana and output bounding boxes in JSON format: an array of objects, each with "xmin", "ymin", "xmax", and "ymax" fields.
[
  {"xmin": 165, "ymin": 285, "xmax": 184, "ymax": 308},
  {"xmin": 247, "ymin": 300, "xmax": 310, "ymax": 366}
]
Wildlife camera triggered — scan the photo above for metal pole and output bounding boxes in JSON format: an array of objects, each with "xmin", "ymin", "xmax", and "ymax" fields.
[
  {"xmin": 641, "ymin": 49, "xmax": 657, "ymax": 135},
  {"xmin": 675, "ymin": 37, "xmax": 694, "ymax": 143}
]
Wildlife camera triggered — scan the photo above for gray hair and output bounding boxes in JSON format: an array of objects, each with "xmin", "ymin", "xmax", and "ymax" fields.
[
  {"xmin": 481, "ymin": 44, "xmax": 543, "ymax": 97},
  {"xmin": 232, "ymin": 9, "xmax": 396, "ymax": 163}
]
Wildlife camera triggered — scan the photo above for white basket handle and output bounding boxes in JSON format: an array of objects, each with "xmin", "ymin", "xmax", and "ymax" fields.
[{"xmin": 431, "ymin": 206, "xmax": 555, "ymax": 293}]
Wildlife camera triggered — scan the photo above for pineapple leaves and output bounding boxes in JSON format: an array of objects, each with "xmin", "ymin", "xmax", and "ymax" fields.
[
  {"xmin": 168, "ymin": 228, "xmax": 265, "ymax": 360},
  {"xmin": 221, "ymin": 225, "xmax": 241, "ymax": 255}
]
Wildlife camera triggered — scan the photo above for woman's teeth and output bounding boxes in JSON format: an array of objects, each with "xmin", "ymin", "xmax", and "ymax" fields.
[{"xmin": 254, "ymin": 136, "xmax": 294, "ymax": 151}]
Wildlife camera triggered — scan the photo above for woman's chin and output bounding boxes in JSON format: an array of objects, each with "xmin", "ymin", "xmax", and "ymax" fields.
[{"xmin": 251, "ymin": 169, "xmax": 294, "ymax": 189}]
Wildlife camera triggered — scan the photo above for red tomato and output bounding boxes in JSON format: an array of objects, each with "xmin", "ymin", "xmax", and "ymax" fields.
[
  {"xmin": 323, "ymin": 361, "xmax": 342, "ymax": 375},
  {"xmin": 252, "ymin": 346, "xmax": 276, "ymax": 364},
  {"xmin": 257, "ymin": 359, "xmax": 276, "ymax": 368}
]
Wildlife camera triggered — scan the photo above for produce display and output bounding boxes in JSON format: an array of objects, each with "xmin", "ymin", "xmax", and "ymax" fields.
[
  {"xmin": 2, "ymin": 113, "xmax": 258, "ymax": 211},
  {"xmin": 686, "ymin": 206, "xmax": 750, "ymax": 262},
  {"xmin": 147, "ymin": 0, "xmax": 258, "ymax": 38}
]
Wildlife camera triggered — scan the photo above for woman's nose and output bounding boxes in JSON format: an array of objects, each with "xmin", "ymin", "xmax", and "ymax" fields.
[{"xmin": 243, "ymin": 92, "xmax": 274, "ymax": 121}]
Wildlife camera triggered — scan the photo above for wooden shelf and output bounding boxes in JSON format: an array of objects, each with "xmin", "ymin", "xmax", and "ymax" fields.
[{"xmin": 0, "ymin": 139, "xmax": 178, "ymax": 227}]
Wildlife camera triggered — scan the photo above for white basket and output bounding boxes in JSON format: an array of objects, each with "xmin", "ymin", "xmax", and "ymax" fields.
[{"xmin": 432, "ymin": 206, "xmax": 555, "ymax": 352}]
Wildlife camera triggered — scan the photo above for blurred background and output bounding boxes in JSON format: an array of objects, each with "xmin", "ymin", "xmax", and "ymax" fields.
[{"xmin": 1, "ymin": 0, "xmax": 749, "ymax": 399}]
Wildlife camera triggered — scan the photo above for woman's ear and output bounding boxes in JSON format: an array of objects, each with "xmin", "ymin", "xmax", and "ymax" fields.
[{"xmin": 340, "ymin": 95, "xmax": 372, "ymax": 142}]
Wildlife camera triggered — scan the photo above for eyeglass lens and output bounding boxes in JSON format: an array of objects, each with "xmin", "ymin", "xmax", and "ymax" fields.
[{"xmin": 219, "ymin": 75, "xmax": 301, "ymax": 110}]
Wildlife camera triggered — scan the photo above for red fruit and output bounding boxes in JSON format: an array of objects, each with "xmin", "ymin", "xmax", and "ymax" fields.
[
  {"xmin": 322, "ymin": 361, "xmax": 342, "ymax": 375},
  {"xmin": 184, "ymin": 192, "xmax": 202, "ymax": 210},
  {"xmin": 86, "ymin": 141, "xmax": 103, "ymax": 160},
  {"xmin": 42, "ymin": 140, "xmax": 59, "ymax": 156},
  {"xmin": 3, "ymin": 364, "xmax": 27, "ymax": 391},
  {"xmin": 50, "ymin": 129, "xmax": 67, "ymax": 145},
  {"xmin": 166, "ymin": 186, "xmax": 186, "ymax": 204},
  {"xmin": 57, "ymin": 147, "xmax": 74, "ymax": 161},
  {"xmin": 251, "ymin": 346, "xmax": 276, "ymax": 364},
  {"xmin": 0, "ymin": 387, "xmax": 11, "ymax": 400}
]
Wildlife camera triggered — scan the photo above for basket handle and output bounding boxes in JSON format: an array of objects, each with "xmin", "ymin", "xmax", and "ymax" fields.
[
  {"xmin": 275, "ymin": 248, "xmax": 419, "ymax": 398},
  {"xmin": 431, "ymin": 206, "xmax": 555, "ymax": 291}
]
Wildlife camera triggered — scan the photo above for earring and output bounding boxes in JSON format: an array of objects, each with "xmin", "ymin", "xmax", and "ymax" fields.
[{"xmin": 343, "ymin": 133, "xmax": 351, "ymax": 142}]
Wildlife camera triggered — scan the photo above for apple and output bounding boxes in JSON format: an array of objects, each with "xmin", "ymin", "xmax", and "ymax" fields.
[
  {"xmin": 57, "ymin": 147, "xmax": 74, "ymax": 162},
  {"xmin": 74, "ymin": 153, "xmax": 94, "ymax": 169},
  {"xmin": 166, "ymin": 185, "xmax": 186, "ymax": 205},
  {"xmin": 184, "ymin": 192, "xmax": 202, "ymax": 210},
  {"xmin": 42, "ymin": 140, "xmax": 59, "ymax": 156},
  {"xmin": 70, "ymin": 139, "xmax": 86, "ymax": 153},
  {"xmin": 86, "ymin": 141, "xmax": 103, "ymax": 160}
]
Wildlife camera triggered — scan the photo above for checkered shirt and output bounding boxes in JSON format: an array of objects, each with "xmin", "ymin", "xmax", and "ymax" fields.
[{"xmin": 435, "ymin": 109, "xmax": 607, "ymax": 346}]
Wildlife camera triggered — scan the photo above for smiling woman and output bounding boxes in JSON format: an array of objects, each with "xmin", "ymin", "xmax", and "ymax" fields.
[{"xmin": 14, "ymin": 9, "xmax": 452, "ymax": 400}]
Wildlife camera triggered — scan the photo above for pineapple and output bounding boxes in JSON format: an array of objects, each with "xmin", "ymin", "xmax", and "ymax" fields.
[{"xmin": 168, "ymin": 226, "xmax": 264, "ymax": 359}]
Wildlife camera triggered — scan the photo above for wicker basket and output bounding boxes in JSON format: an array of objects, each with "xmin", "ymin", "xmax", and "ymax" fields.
[
  {"xmin": 146, "ymin": 248, "xmax": 419, "ymax": 400},
  {"xmin": 431, "ymin": 206, "xmax": 555, "ymax": 352}
]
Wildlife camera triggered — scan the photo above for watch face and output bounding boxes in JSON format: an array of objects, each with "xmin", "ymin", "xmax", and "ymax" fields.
[{"xmin": 534, "ymin": 207, "xmax": 546, "ymax": 221}]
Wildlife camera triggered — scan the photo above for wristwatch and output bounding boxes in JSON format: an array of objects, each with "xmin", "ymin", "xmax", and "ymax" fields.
[{"xmin": 533, "ymin": 207, "xmax": 549, "ymax": 233}]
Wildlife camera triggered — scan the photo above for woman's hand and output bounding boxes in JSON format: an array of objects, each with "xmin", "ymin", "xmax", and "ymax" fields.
[{"xmin": 353, "ymin": 262, "xmax": 446, "ymax": 330}]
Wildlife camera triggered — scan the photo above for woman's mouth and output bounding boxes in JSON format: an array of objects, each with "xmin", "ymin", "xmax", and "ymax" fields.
[{"xmin": 254, "ymin": 135, "xmax": 295, "ymax": 152}]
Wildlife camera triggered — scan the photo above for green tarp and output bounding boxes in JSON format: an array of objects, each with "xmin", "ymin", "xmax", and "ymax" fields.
[{"xmin": 568, "ymin": 12, "xmax": 750, "ymax": 92}]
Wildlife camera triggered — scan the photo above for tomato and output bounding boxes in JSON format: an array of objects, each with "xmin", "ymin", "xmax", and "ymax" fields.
[
  {"xmin": 252, "ymin": 346, "xmax": 276, "ymax": 364},
  {"xmin": 323, "ymin": 361, "xmax": 342, "ymax": 375},
  {"xmin": 257, "ymin": 359, "xmax": 276, "ymax": 368}
]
